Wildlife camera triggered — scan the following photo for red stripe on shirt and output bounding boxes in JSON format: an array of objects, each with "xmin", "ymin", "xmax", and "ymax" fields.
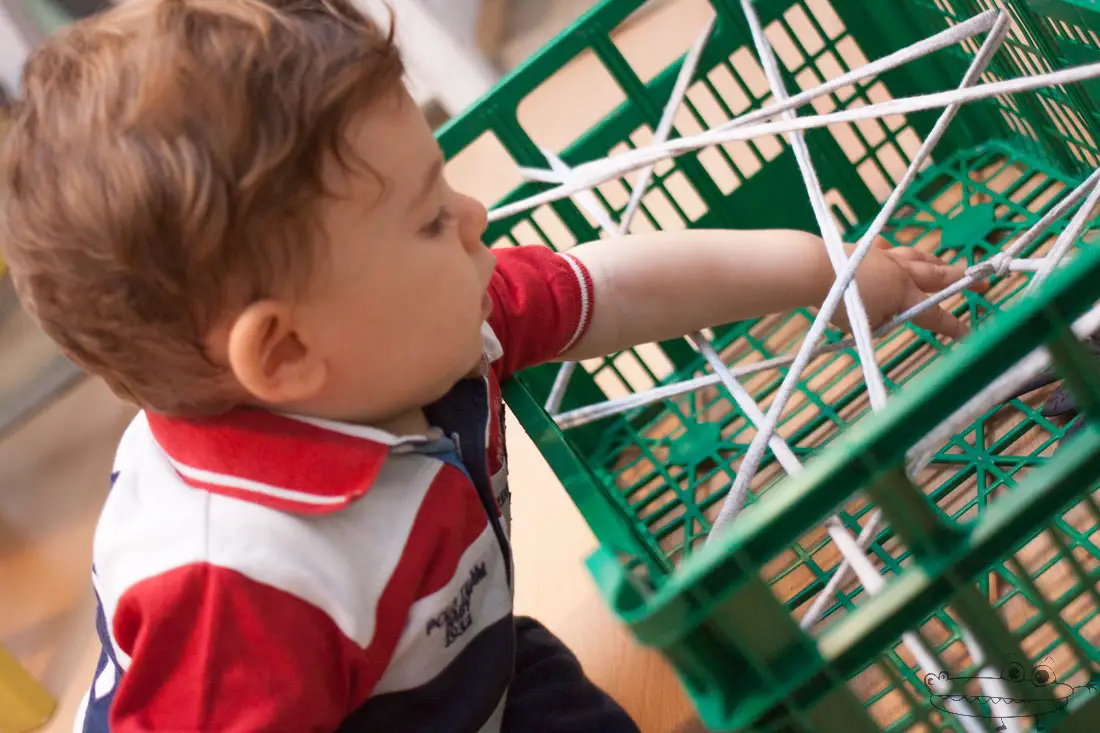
[
  {"xmin": 103, "ymin": 469, "xmax": 490, "ymax": 732},
  {"xmin": 404, "ymin": 464, "xmax": 491, "ymax": 601},
  {"xmin": 109, "ymin": 564, "xmax": 375, "ymax": 733},
  {"xmin": 339, "ymin": 465, "xmax": 491, "ymax": 710}
]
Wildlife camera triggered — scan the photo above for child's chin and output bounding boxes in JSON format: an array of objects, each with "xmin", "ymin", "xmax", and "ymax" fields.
[{"xmin": 462, "ymin": 355, "xmax": 484, "ymax": 378}]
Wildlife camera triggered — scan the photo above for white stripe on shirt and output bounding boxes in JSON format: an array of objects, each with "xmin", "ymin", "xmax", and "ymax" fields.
[
  {"xmin": 373, "ymin": 525, "xmax": 511, "ymax": 695},
  {"xmin": 94, "ymin": 414, "xmax": 440, "ymax": 657},
  {"xmin": 558, "ymin": 252, "xmax": 591, "ymax": 355}
]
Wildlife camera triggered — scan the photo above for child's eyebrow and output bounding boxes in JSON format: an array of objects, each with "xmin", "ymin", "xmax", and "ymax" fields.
[{"xmin": 408, "ymin": 157, "xmax": 444, "ymax": 212}]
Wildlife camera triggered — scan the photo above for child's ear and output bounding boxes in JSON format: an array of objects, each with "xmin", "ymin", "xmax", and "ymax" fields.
[{"xmin": 226, "ymin": 300, "xmax": 327, "ymax": 405}]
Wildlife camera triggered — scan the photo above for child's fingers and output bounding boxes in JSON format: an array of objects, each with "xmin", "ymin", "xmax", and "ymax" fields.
[
  {"xmin": 883, "ymin": 249, "xmax": 991, "ymax": 301},
  {"xmin": 907, "ymin": 290, "xmax": 969, "ymax": 340},
  {"xmin": 890, "ymin": 247, "xmax": 959, "ymax": 268},
  {"xmin": 897, "ymin": 249, "xmax": 992, "ymax": 293},
  {"xmin": 882, "ymin": 244, "xmax": 923, "ymax": 260},
  {"xmin": 887, "ymin": 245, "xmax": 964, "ymax": 268},
  {"xmin": 904, "ymin": 260, "xmax": 970, "ymax": 294}
]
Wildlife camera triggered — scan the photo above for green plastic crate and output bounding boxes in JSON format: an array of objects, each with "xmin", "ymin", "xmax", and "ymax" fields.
[{"xmin": 436, "ymin": 0, "xmax": 1100, "ymax": 730}]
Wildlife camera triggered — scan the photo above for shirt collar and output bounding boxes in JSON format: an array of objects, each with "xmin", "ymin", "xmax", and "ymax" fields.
[
  {"xmin": 146, "ymin": 407, "xmax": 433, "ymax": 515},
  {"xmin": 146, "ymin": 322, "xmax": 503, "ymax": 515},
  {"xmin": 481, "ymin": 321, "xmax": 503, "ymax": 365}
]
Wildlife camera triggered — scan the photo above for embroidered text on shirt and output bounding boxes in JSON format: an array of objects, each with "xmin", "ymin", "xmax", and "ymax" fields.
[
  {"xmin": 426, "ymin": 562, "xmax": 487, "ymax": 647},
  {"xmin": 495, "ymin": 483, "xmax": 511, "ymax": 512}
]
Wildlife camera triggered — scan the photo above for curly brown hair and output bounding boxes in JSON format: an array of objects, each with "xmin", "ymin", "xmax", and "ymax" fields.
[{"xmin": 0, "ymin": 0, "xmax": 404, "ymax": 416}]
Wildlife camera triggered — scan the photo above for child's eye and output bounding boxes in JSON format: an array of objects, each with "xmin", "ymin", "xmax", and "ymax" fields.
[{"xmin": 421, "ymin": 207, "xmax": 453, "ymax": 238}]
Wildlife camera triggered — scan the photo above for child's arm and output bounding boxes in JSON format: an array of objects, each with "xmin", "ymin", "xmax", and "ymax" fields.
[{"xmin": 561, "ymin": 229, "xmax": 980, "ymax": 362}]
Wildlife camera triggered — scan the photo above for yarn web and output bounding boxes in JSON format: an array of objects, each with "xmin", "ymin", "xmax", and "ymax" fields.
[{"xmin": 486, "ymin": 6, "xmax": 1100, "ymax": 726}]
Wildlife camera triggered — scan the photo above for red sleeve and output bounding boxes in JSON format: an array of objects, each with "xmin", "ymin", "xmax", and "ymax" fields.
[
  {"xmin": 487, "ymin": 246, "xmax": 595, "ymax": 380},
  {"xmin": 108, "ymin": 565, "xmax": 375, "ymax": 733}
]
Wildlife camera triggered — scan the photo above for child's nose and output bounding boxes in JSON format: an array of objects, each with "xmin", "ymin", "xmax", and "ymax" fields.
[{"xmin": 457, "ymin": 194, "xmax": 488, "ymax": 250}]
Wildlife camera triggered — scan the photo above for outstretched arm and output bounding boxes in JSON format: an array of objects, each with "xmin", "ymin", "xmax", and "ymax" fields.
[{"xmin": 560, "ymin": 229, "xmax": 979, "ymax": 362}]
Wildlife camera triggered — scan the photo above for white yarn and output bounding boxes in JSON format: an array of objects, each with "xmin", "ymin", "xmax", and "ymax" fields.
[
  {"xmin": 520, "ymin": 10, "xmax": 999, "ymax": 187},
  {"xmin": 533, "ymin": 115, "xmax": 802, "ymax": 475},
  {"xmin": 711, "ymin": 9, "xmax": 1012, "ymax": 537},
  {"xmin": 489, "ymin": 60, "xmax": 1100, "ymax": 223},
  {"xmin": 544, "ymin": 14, "xmax": 720, "ymax": 416},
  {"xmin": 1028, "ymin": 172, "xmax": 1100, "ymax": 293},
  {"xmin": 498, "ymin": 7, "xmax": 1100, "ymax": 702},
  {"xmin": 703, "ymin": 6, "xmax": 1011, "ymax": 723}
]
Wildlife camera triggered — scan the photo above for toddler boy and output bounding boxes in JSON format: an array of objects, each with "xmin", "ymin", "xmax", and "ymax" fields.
[{"xmin": 0, "ymin": 1, "xmax": 980, "ymax": 731}]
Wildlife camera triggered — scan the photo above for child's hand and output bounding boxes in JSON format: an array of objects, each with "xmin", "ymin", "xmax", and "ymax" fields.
[{"xmin": 830, "ymin": 238, "xmax": 989, "ymax": 340}]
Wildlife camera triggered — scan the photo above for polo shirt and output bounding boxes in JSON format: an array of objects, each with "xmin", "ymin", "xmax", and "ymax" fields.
[{"xmin": 74, "ymin": 245, "xmax": 595, "ymax": 733}]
